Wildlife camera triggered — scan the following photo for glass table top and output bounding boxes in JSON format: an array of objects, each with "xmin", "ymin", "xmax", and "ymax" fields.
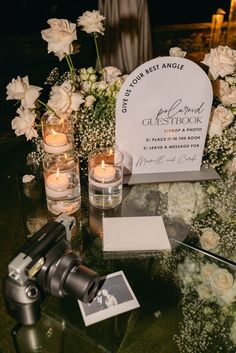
[
  {"xmin": 1, "ymin": 143, "xmax": 236, "ymax": 353},
  {"xmin": 14, "ymin": 167, "xmax": 236, "ymax": 353}
]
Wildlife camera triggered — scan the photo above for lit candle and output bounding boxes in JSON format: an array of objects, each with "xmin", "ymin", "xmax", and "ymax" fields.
[
  {"xmin": 93, "ymin": 160, "xmax": 116, "ymax": 182},
  {"xmin": 45, "ymin": 129, "xmax": 67, "ymax": 146},
  {"xmin": 43, "ymin": 129, "xmax": 72, "ymax": 153},
  {"xmin": 45, "ymin": 168, "xmax": 70, "ymax": 198}
]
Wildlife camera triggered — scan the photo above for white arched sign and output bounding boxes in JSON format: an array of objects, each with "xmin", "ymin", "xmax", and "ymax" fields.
[{"xmin": 115, "ymin": 57, "xmax": 213, "ymax": 175}]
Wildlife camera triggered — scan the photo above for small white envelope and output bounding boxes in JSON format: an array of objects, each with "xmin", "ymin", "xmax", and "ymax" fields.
[{"xmin": 103, "ymin": 216, "xmax": 171, "ymax": 252}]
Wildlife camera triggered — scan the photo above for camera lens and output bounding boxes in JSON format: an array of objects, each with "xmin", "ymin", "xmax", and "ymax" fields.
[
  {"xmin": 65, "ymin": 264, "xmax": 99, "ymax": 302},
  {"xmin": 47, "ymin": 251, "xmax": 99, "ymax": 302}
]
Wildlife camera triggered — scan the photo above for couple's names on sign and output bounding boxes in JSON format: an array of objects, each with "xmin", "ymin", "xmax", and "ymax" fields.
[{"xmin": 115, "ymin": 57, "xmax": 213, "ymax": 174}]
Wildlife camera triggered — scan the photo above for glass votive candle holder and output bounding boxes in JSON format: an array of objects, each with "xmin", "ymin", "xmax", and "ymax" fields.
[
  {"xmin": 43, "ymin": 152, "xmax": 81, "ymax": 215},
  {"xmin": 41, "ymin": 112, "xmax": 74, "ymax": 154},
  {"xmin": 88, "ymin": 147, "xmax": 124, "ymax": 209}
]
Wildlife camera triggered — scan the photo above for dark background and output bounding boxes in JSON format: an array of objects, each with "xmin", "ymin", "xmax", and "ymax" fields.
[
  {"xmin": 0, "ymin": 0, "xmax": 232, "ymax": 135},
  {"xmin": 0, "ymin": 0, "xmax": 232, "ymax": 37}
]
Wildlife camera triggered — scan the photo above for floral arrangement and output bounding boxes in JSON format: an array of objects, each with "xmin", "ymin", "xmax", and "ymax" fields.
[
  {"xmin": 143, "ymin": 55, "xmax": 236, "ymax": 348},
  {"xmin": 168, "ymin": 45, "xmax": 236, "ymax": 175},
  {"xmin": 6, "ymin": 10, "xmax": 127, "ymax": 165},
  {"xmin": 200, "ymin": 45, "xmax": 236, "ymax": 174},
  {"xmin": 155, "ymin": 151, "xmax": 236, "ymax": 352},
  {"xmin": 6, "ymin": 19, "xmax": 236, "ymax": 175},
  {"xmin": 141, "ymin": 49, "xmax": 236, "ymax": 349}
]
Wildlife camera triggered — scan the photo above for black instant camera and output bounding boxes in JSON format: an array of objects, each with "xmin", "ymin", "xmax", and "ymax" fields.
[{"xmin": 3, "ymin": 214, "xmax": 99, "ymax": 325}]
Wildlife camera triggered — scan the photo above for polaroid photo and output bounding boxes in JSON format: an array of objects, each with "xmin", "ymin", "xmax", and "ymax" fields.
[{"xmin": 78, "ymin": 270, "xmax": 140, "ymax": 326}]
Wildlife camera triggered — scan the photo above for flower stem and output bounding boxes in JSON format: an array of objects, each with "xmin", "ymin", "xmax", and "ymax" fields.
[
  {"xmin": 93, "ymin": 33, "xmax": 102, "ymax": 71},
  {"xmin": 37, "ymin": 99, "xmax": 49, "ymax": 110},
  {"xmin": 65, "ymin": 54, "xmax": 76, "ymax": 87}
]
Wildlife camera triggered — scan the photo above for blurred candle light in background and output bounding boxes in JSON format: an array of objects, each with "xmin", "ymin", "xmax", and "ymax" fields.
[
  {"xmin": 209, "ymin": 8, "xmax": 226, "ymax": 48},
  {"xmin": 226, "ymin": 0, "xmax": 236, "ymax": 47}
]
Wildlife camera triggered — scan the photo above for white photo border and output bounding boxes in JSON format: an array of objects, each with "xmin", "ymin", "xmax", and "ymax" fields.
[{"xmin": 78, "ymin": 270, "xmax": 140, "ymax": 326}]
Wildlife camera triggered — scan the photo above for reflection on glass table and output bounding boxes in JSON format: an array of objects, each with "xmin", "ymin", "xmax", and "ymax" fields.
[{"xmin": 14, "ymin": 172, "xmax": 236, "ymax": 353}]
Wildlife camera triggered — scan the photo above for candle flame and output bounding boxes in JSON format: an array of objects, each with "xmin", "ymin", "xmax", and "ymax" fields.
[
  {"xmin": 108, "ymin": 149, "xmax": 113, "ymax": 156},
  {"xmin": 64, "ymin": 153, "xmax": 67, "ymax": 160},
  {"xmin": 51, "ymin": 129, "xmax": 58, "ymax": 136},
  {"xmin": 56, "ymin": 168, "xmax": 60, "ymax": 179},
  {"xmin": 101, "ymin": 160, "xmax": 105, "ymax": 169}
]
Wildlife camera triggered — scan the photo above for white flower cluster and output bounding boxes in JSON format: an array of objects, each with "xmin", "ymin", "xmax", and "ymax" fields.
[
  {"xmin": 73, "ymin": 66, "xmax": 126, "ymax": 159},
  {"xmin": 178, "ymin": 256, "xmax": 236, "ymax": 306},
  {"xmin": 6, "ymin": 76, "xmax": 42, "ymax": 140},
  {"xmin": 174, "ymin": 252, "xmax": 236, "ymax": 351},
  {"xmin": 169, "ymin": 46, "xmax": 236, "ymax": 173},
  {"xmin": 201, "ymin": 46, "xmax": 236, "ymax": 172},
  {"xmin": 158, "ymin": 182, "xmax": 205, "ymax": 225},
  {"xmin": 6, "ymin": 11, "xmax": 127, "ymax": 161}
]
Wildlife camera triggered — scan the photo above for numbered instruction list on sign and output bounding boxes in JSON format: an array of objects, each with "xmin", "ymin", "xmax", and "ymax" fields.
[{"xmin": 115, "ymin": 57, "xmax": 213, "ymax": 175}]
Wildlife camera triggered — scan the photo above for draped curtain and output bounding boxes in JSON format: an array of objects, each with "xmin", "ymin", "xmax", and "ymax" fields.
[{"xmin": 98, "ymin": 0, "xmax": 153, "ymax": 74}]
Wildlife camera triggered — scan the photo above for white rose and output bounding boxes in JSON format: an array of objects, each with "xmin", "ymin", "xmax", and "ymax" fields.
[
  {"xmin": 213, "ymin": 78, "xmax": 236, "ymax": 105},
  {"xmin": 11, "ymin": 107, "xmax": 38, "ymax": 140},
  {"xmin": 169, "ymin": 47, "xmax": 187, "ymax": 58},
  {"xmin": 84, "ymin": 95, "xmax": 96, "ymax": 108},
  {"xmin": 210, "ymin": 269, "xmax": 236, "ymax": 304},
  {"xmin": 221, "ymin": 86, "xmax": 236, "ymax": 106},
  {"xmin": 79, "ymin": 68, "xmax": 90, "ymax": 81},
  {"xmin": 196, "ymin": 284, "xmax": 212, "ymax": 300},
  {"xmin": 114, "ymin": 77, "xmax": 124, "ymax": 89},
  {"xmin": 95, "ymin": 81, "xmax": 107, "ymax": 91},
  {"xmin": 89, "ymin": 74, "xmax": 97, "ymax": 83},
  {"xmin": 199, "ymin": 227, "xmax": 220, "ymax": 250},
  {"xmin": 103, "ymin": 66, "xmax": 122, "ymax": 82},
  {"xmin": 48, "ymin": 82, "xmax": 84, "ymax": 114},
  {"xmin": 81, "ymin": 81, "xmax": 92, "ymax": 93},
  {"xmin": 80, "ymin": 72, "xmax": 90, "ymax": 81},
  {"xmin": 208, "ymin": 105, "xmax": 234, "ymax": 138},
  {"xmin": 41, "ymin": 18, "xmax": 77, "ymax": 61},
  {"xmin": 201, "ymin": 263, "xmax": 218, "ymax": 280},
  {"xmin": 6, "ymin": 76, "xmax": 42, "ymax": 108},
  {"xmin": 77, "ymin": 10, "xmax": 105, "ymax": 35},
  {"xmin": 213, "ymin": 79, "xmax": 230, "ymax": 100},
  {"xmin": 210, "ymin": 268, "xmax": 234, "ymax": 292},
  {"xmin": 219, "ymin": 284, "xmax": 236, "ymax": 305},
  {"xmin": 201, "ymin": 45, "xmax": 236, "ymax": 80},
  {"xmin": 87, "ymin": 67, "xmax": 95, "ymax": 74},
  {"xmin": 70, "ymin": 92, "xmax": 84, "ymax": 111}
]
